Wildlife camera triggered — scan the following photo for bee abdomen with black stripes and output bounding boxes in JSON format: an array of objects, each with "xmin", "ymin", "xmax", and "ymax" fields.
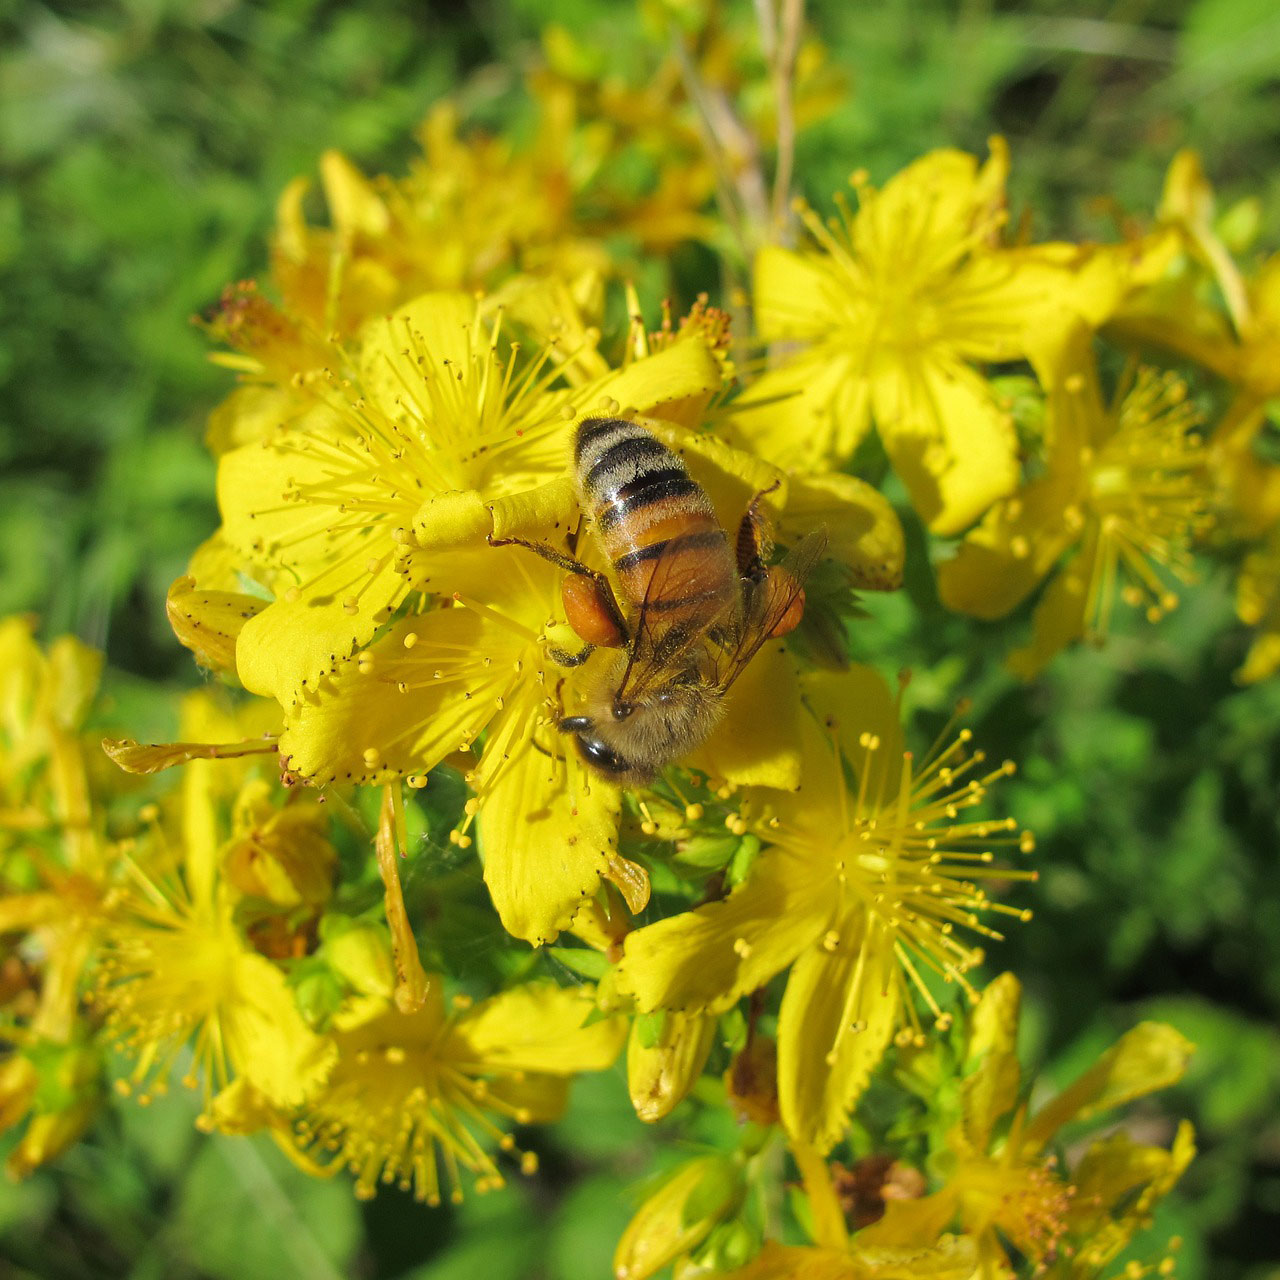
[{"xmin": 573, "ymin": 416, "xmax": 737, "ymax": 617}]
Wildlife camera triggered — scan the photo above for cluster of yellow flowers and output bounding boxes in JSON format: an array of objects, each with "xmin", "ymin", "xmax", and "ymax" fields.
[{"xmin": 9, "ymin": 13, "xmax": 1280, "ymax": 1276}]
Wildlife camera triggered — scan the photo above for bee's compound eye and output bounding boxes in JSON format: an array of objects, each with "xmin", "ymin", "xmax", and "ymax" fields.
[{"xmin": 575, "ymin": 734, "xmax": 631, "ymax": 775}]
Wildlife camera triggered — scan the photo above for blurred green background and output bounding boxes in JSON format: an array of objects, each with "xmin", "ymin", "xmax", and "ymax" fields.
[{"xmin": 2, "ymin": 1, "xmax": 1279, "ymax": 1276}]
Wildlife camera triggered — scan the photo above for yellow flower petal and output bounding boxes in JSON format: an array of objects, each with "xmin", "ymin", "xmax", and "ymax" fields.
[
  {"xmin": 777, "ymin": 934, "xmax": 898, "ymax": 1153},
  {"xmin": 870, "ymin": 355, "xmax": 1019, "ymax": 535},
  {"xmin": 319, "ymin": 149, "xmax": 390, "ymax": 238},
  {"xmin": 695, "ymin": 641, "xmax": 803, "ymax": 790},
  {"xmin": 44, "ymin": 635, "xmax": 102, "ymax": 731},
  {"xmin": 721, "ymin": 1237, "xmax": 979, "ymax": 1280},
  {"xmin": 0, "ymin": 893, "xmax": 59, "ymax": 934},
  {"xmin": 478, "ymin": 747, "xmax": 622, "ymax": 945},
  {"xmin": 780, "ymin": 472, "xmax": 904, "ymax": 591},
  {"xmin": 798, "ymin": 666, "xmax": 904, "ymax": 809},
  {"xmin": 1006, "ymin": 559, "xmax": 1092, "ymax": 681},
  {"xmin": 1070, "ymin": 1124, "xmax": 1193, "ymax": 1231},
  {"xmin": 273, "ymin": 174, "xmax": 311, "ymax": 263},
  {"xmin": 855, "ymin": 1190, "xmax": 963, "ymax": 1250},
  {"xmin": 936, "ymin": 462, "xmax": 1082, "ymax": 620},
  {"xmin": 355, "ymin": 291, "xmax": 478, "ymax": 403},
  {"xmin": 234, "ymin": 555, "xmax": 405, "ymax": 704},
  {"xmin": 447, "ymin": 983, "xmax": 625, "ymax": 1073},
  {"xmin": 206, "ymin": 384, "xmax": 319, "ymax": 455},
  {"xmin": 228, "ymin": 951, "xmax": 336, "ymax": 1107},
  {"xmin": 614, "ymin": 848, "xmax": 828, "ymax": 1015},
  {"xmin": 166, "ymin": 575, "xmax": 267, "ymax": 674},
  {"xmin": 732, "ymin": 355, "xmax": 874, "ymax": 469},
  {"xmin": 218, "ymin": 434, "xmax": 408, "ymax": 701},
  {"xmin": 1238, "ymin": 626, "xmax": 1280, "ymax": 685},
  {"xmin": 102, "ymin": 735, "xmax": 278, "ymax": 776},
  {"xmin": 1022, "ymin": 1021, "xmax": 1194, "ymax": 1154},
  {"xmin": 278, "ymin": 610, "xmax": 500, "ymax": 785},
  {"xmin": 853, "ymin": 146, "xmax": 1005, "ymax": 269},
  {"xmin": 754, "ymin": 244, "xmax": 843, "ymax": 342},
  {"xmin": 961, "ymin": 973, "xmax": 1022, "ymax": 1152},
  {"xmin": 721, "ymin": 1242, "xmax": 856, "ymax": 1280},
  {"xmin": 480, "ymin": 1072, "xmax": 573, "ymax": 1127},
  {"xmin": 596, "ymin": 335, "xmax": 724, "ymax": 422}
]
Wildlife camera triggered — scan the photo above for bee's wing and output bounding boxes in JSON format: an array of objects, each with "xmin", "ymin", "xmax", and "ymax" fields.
[
  {"xmin": 614, "ymin": 537, "xmax": 738, "ymax": 703},
  {"xmin": 712, "ymin": 528, "xmax": 829, "ymax": 692}
]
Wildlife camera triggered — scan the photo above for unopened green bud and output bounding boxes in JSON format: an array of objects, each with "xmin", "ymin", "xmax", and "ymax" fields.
[
  {"xmin": 699, "ymin": 1219, "xmax": 758, "ymax": 1272},
  {"xmin": 293, "ymin": 968, "xmax": 345, "ymax": 1027},
  {"xmin": 674, "ymin": 835, "xmax": 738, "ymax": 870}
]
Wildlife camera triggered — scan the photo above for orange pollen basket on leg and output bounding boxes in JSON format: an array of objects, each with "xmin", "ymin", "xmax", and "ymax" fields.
[{"xmin": 561, "ymin": 575, "xmax": 626, "ymax": 647}]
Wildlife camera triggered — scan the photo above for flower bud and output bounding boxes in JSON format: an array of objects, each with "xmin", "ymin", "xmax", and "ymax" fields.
[
  {"xmin": 325, "ymin": 921, "xmax": 396, "ymax": 999},
  {"xmin": 628, "ymin": 1010, "xmax": 716, "ymax": 1123},
  {"xmin": 224, "ymin": 801, "xmax": 336, "ymax": 908},
  {"xmin": 613, "ymin": 1154, "xmax": 741, "ymax": 1280}
]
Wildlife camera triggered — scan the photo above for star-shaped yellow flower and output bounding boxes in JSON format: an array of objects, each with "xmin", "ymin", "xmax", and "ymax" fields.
[
  {"xmin": 737, "ymin": 142, "xmax": 1140, "ymax": 534},
  {"xmin": 938, "ymin": 334, "xmax": 1211, "ymax": 678},
  {"xmin": 859, "ymin": 973, "xmax": 1195, "ymax": 1279},
  {"xmin": 283, "ymin": 979, "xmax": 625, "ymax": 1204},
  {"xmin": 214, "ymin": 289, "xmax": 721, "ymax": 708},
  {"xmin": 614, "ymin": 665, "xmax": 1033, "ymax": 1152},
  {"xmin": 97, "ymin": 695, "xmax": 335, "ymax": 1114}
]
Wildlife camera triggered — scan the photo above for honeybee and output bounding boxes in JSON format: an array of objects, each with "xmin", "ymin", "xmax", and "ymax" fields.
[{"xmin": 493, "ymin": 416, "xmax": 827, "ymax": 784}]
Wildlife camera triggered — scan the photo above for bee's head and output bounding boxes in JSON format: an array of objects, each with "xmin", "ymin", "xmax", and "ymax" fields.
[
  {"xmin": 556, "ymin": 656, "xmax": 724, "ymax": 785},
  {"xmin": 557, "ymin": 715, "xmax": 635, "ymax": 778}
]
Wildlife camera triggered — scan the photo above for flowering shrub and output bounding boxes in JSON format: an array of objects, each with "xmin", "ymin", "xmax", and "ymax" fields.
[{"xmin": 5, "ymin": 3, "xmax": 1279, "ymax": 1276}]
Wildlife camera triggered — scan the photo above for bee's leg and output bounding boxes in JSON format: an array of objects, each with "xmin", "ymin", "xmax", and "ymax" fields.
[
  {"xmin": 487, "ymin": 533, "xmax": 590, "ymax": 577},
  {"xmin": 735, "ymin": 480, "xmax": 782, "ymax": 579},
  {"xmin": 488, "ymin": 533, "xmax": 630, "ymax": 649},
  {"xmin": 546, "ymin": 641, "xmax": 596, "ymax": 668}
]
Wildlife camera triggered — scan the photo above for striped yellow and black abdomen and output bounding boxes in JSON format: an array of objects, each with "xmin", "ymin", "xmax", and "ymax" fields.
[{"xmin": 574, "ymin": 417, "xmax": 737, "ymax": 623}]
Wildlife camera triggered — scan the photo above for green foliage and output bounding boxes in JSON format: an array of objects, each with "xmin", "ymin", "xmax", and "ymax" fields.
[{"xmin": 2, "ymin": 0, "xmax": 1279, "ymax": 1276}]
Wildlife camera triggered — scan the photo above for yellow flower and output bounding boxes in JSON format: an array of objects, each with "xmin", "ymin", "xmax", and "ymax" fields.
[
  {"xmin": 614, "ymin": 665, "xmax": 1033, "ymax": 1152},
  {"xmin": 1234, "ymin": 530, "xmax": 1280, "ymax": 683},
  {"xmin": 96, "ymin": 700, "xmax": 334, "ymax": 1112},
  {"xmin": 0, "ymin": 1038, "xmax": 103, "ymax": 1180},
  {"xmin": 0, "ymin": 619, "xmax": 119, "ymax": 1174},
  {"xmin": 862, "ymin": 973, "xmax": 1194, "ymax": 1279},
  {"xmin": 283, "ymin": 979, "xmax": 625, "ymax": 1203},
  {"xmin": 266, "ymin": 92, "xmax": 668, "ymax": 341},
  {"xmin": 1113, "ymin": 151, "xmax": 1280, "ymax": 539},
  {"xmin": 269, "ymin": 380, "xmax": 897, "ymax": 943},
  {"xmin": 738, "ymin": 142, "xmax": 1134, "ymax": 534},
  {"xmin": 1115, "ymin": 150, "xmax": 1274, "ymax": 403},
  {"xmin": 938, "ymin": 337, "xmax": 1211, "ymax": 678},
  {"xmin": 718, "ymin": 1236, "xmax": 979, "ymax": 1280},
  {"xmin": 217, "ymin": 290, "xmax": 721, "ymax": 707}
]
